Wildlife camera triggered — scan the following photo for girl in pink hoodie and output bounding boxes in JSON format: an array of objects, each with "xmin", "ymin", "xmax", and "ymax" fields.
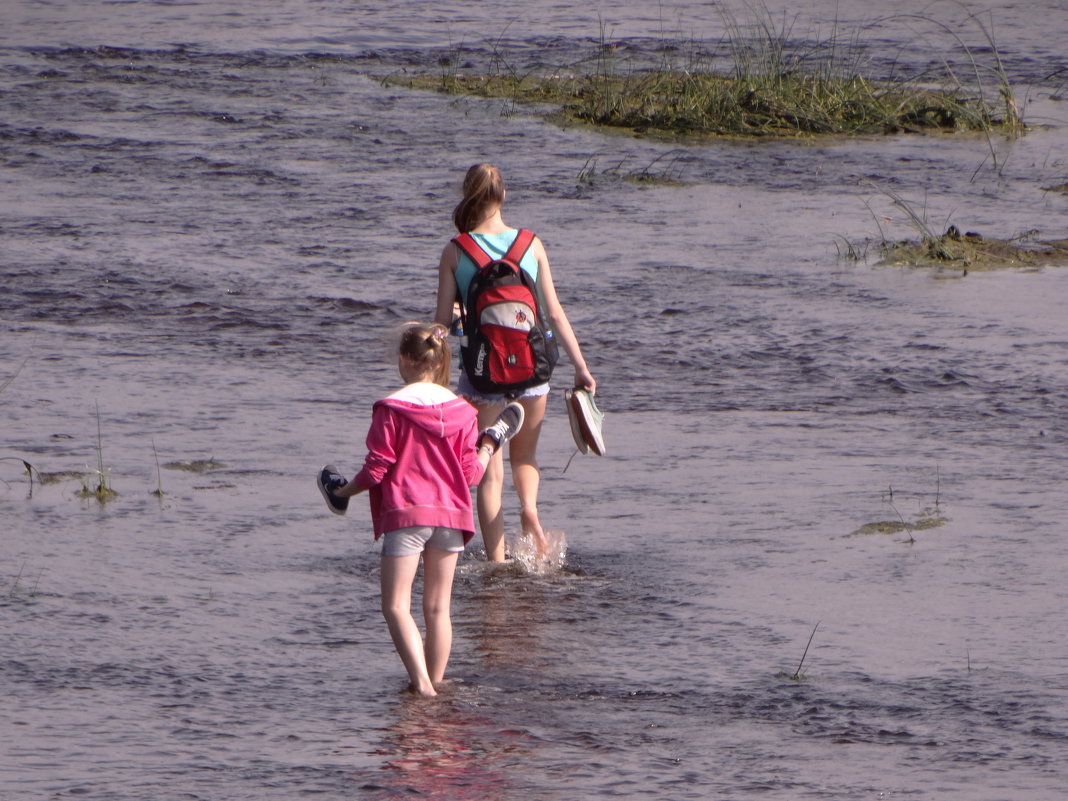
[{"xmin": 317, "ymin": 322, "xmax": 523, "ymax": 696}]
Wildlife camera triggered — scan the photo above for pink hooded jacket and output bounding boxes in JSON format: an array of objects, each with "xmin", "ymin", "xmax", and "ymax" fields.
[{"xmin": 352, "ymin": 382, "xmax": 485, "ymax": 542}]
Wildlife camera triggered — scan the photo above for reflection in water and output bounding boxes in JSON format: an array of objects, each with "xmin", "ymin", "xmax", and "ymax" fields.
[
  {"xmin": 463, "ymin": 562, "xmax": 560, "ymax": 679},
  {"xmin": 359, "ymin": 692, "xmax": 519, "ymax": 800},
  {"xmin": 356, "ymin": 561, "xmax": 574, "ymax": 799}
]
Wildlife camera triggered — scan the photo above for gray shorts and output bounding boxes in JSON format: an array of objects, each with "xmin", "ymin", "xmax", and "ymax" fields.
[
  {"xmin": 456, "ymin": 370, "xmax": 550, "ymax": 405},
  {"xmin": 380, "ymin": 525, "xmax": 466, "ymax": 557}
]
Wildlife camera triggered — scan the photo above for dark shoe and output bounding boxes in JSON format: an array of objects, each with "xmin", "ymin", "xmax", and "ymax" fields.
[
  {"xmin": 317, "ymin": 464, "xmax": 349, "ymax": 515},
  {"xmin": 480, "ymin": 402, "xmax": 525, "ymax": 452}
]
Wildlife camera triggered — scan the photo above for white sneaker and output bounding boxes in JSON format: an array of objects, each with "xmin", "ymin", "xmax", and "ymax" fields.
[{"xmin": 567, "ymin": 388, "xmax": 605, "ymax": 456}]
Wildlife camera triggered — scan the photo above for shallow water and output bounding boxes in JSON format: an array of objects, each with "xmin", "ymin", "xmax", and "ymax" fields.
[{"xmin": 3, "ymin": 1, "xmax": 1068, "ymax": 799}]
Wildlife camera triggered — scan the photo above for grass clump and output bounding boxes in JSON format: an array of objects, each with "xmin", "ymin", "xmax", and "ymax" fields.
[
  {"xmin": 870, "ymin": 184, "xmax": 1068, "ymax": 270},
  {"xmin": 564, "ymin": 71, "xmax": 1007, "ymax": 138},
  {"xmin": 881, "ymin": 228, "xmax": 1068, "ymax": 271},
  {"xmin": 387, "ymin": 9, "xmax": 1024, "ymax": 140}
]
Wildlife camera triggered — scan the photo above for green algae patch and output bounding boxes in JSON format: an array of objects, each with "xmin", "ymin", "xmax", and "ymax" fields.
[{"xmin": 881, "ymin": 227, "xmax": 1068, "ymax": 271}]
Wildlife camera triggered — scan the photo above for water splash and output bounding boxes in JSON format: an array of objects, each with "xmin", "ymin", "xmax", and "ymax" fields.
[{"xmin": 509, "ymin": 529, "xmax": 568, "ymax": 575}]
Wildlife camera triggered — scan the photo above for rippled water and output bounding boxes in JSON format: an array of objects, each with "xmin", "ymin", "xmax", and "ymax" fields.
[{"xmin": 3, "ymin": 1, "xmax": 1068, "ymax": 799}]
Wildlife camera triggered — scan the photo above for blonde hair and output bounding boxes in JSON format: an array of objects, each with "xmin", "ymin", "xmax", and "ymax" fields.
[
  {"xmin": 452, "ymin": 163, "xmax": 505, "ymax": 233},
  {"xmin": 398, "ymin": 322, "xmax": 451, "ymax": 387}
]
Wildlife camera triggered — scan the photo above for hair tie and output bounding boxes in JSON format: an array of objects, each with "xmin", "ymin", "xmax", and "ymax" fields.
[{"xmin": 433, "ymin": 327, "xmax": 446, "ymax": 340}]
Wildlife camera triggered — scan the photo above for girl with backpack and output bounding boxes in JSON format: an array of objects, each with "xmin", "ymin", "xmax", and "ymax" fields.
[
  {"xmin": 434, "ymin": 164, "xmax": 597, "ymax": 563},
  {"xmin": 317, "ymin": 322, "xmax": 524, "ymax": 695}
]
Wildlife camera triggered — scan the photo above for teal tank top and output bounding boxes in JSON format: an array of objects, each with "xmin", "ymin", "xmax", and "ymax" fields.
[{"xmin": 454, "ymin": 229, "xmax": 539, "ymax": 302}]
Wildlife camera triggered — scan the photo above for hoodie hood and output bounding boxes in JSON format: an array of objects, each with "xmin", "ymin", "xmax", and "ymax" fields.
[{"xmin": 376, "ymin": 382, "xmax": 477, "ymax": 438}]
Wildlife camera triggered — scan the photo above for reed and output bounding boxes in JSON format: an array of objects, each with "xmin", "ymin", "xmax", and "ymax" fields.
[
  {"xmin": 778, "ymin": 621, "xmax": 820, "ymax": 681},
  {"xmin": 77, "ymin": 402, "xmax": 117, "ymax": 502},
  {"xmin": 388, "ymin": 8, "xmax": 1023, "ymax": 139},
  {"xmin": 888, "ymin": 498, "xmax": 916, "ymax": 545},
  {"xmin": 0, "ymin": 457, "xmax": 41, "ymax": 490},
  {"xmin": 0, "ymin": 355, "xmax": 29, "ymax": 396},
  {"xmin": 890, "ymin": 3, "xmax": 1024, "ymax": 172},
  {"xmin": 576, "ymin": 150, "xmax": 686, "ymax": 186},
  {"xmin": 151, "ymin": 438, "xmax": 164, "ymax": 497},
  {"xmin": 1, "ymin": 356, "xmax": 43, "ymax": 491},
  {"xmin": 7, "ymin": 562, "xmax": 42, "ymax": 599}
]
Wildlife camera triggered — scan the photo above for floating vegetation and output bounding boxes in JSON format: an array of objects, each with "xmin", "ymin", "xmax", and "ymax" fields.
[
  {"xmin": 164, "ymin": 458, "xmax": 225, "ymax": 473},
  {"xmin": 37, "ymin": 470, "xmax": 85, "ymax": 485},
  {"xmin": 386, "ymin": 10, "xmax": 1024, "ymax": 140},
  {"xmin": 851, "ymin": 514, "xmax": 948, "ymax": 537}
]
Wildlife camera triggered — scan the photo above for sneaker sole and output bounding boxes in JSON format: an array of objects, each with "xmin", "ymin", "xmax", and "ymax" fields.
[
  {"xmin": 502, "ymin": 401, "xmax": 525, "ymax": 442},
  {"xmin": 317, "ymin": 464, "xmax": 348, "ymax": 516}
]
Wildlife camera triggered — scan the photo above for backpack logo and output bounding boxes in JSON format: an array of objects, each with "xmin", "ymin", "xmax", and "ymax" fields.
[{"xmin": 453, "ymin": 229, "xmax": 559, "ymax": 397}]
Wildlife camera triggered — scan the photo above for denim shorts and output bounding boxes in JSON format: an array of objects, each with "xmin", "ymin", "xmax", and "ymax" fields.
[
  {"xmin": 381, "ymin": 526, "xmax": 465, "ymax": 557},
  {"xmin": 456, "ymin": 371, "xmax": 550, "ymax": 405}
]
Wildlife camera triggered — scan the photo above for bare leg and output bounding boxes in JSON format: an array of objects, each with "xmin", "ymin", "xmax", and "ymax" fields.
[
  {"xmin": 380, "ymin": 553, "xmax": 436, "ymax": 696},
  {"xmin": 474, "ymin": 401, "xmax": 508, "ymax": 562},
  {"xmin": 421, "ymin": 547, "xmax": 459, "ymax": 684},
  {"xmin": 511, "ymin": 394, "xmax": 549, "ymax": 556}
]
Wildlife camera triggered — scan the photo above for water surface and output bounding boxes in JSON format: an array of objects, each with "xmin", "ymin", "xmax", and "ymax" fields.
[{"xmin": 3, "ymin": 1, "xmax": 1068, "ymax": 799}]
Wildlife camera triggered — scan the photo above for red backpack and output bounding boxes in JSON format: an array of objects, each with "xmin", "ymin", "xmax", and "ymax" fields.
[{"xmin": 453, "ymin": 229, "xmax": 559, "ymax": 397}]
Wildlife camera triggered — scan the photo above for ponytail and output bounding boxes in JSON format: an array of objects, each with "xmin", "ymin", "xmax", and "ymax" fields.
[
  {"xmin": 452, "ymin": 163, "xmax": 505, "ymax": 233},
  {"xmin": 399, "ymin": 322, "xmax": 451, "ymax": 387}
]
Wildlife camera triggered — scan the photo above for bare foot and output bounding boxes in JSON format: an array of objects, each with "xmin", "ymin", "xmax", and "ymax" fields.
[
  {"xmin": 520, "ymin": 508, "xmax": 550, "ymax": 556},
  {"xmin": 405, "ymin": 681, "xmax": 437, "ymax": 697}
]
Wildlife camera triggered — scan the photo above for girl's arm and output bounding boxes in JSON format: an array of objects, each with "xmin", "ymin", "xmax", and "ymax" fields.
[
  {"xmin": 461, "ymin": 419, "xmax": 492, "ymax": 487},
  {"xmin": 532, "ymin": 236, "xmax": 596, "ymax": 393},
  {"xmin": 336, "ymin": 405, "xmax": 398, "ymax": 497},
  {"xmin": 434, "ymin": 242, "xmax": 461, "ymax": 328}
]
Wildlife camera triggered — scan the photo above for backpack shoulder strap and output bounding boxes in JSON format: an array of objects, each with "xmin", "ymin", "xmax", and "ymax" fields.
[
  {"xmin": 451, "ymin": 233, "xmax": 492, "ymax": 269},
  {"xmin": 504, "ymin": 229, "xmax": 535, "ymax": 265},
  {"xmin": 452, "ymin": 229, "xmax": 536, "ymax": 270}
]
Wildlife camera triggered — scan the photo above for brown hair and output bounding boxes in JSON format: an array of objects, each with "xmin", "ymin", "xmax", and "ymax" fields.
[
  {"xmin": 398, "ymin": 322, "xmax": 451, "ymax": 387},
  {"xmin": 452, "ymin": 163, "xmax": 505, "ymax": 233}
]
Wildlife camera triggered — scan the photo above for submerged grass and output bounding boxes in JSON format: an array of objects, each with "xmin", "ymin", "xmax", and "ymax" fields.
[{"xmin": 387, "ymin": 9, "xmax": 1024, "ymax": 139}]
